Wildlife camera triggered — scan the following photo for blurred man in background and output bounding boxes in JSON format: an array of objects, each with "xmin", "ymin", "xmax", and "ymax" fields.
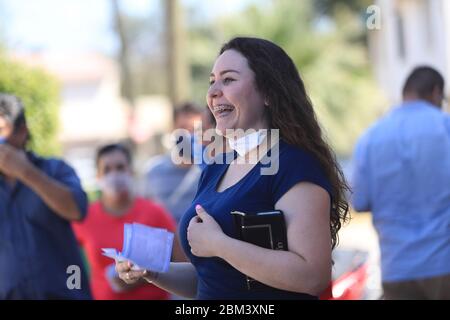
[
  {"xmin": 351, "ymin": 66, "xmax": 450, "ymax": 299},
  {"xmin": 143, "ymin": 102, "xmax": 203, "ymax": 224},
  {"xmin": 73, "ymin": 143, "xmax": 185, "ymax": 299},
  {"xmin": 0, "ymin": 93, "xmax": 91, "ymax": 299}
]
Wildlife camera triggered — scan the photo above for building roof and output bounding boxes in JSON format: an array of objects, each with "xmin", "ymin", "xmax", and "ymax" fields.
[{"xmin": 11, "ymin": 51, "xmax": 117, "ymax": 83}]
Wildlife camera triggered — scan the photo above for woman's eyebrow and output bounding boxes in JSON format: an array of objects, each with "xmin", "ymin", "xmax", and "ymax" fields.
[{"xmin": 210, "ymin": 69, "xmax": 240, "ymax": 77}]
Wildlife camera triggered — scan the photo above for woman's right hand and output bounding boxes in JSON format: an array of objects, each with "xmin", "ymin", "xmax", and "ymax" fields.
[{"xmin": 115, "ymin": 260, "xmax": 148, "ymax": 284}]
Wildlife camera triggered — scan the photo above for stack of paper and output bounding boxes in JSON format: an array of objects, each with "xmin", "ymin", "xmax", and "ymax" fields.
[{"xmin": 102, "ymin": 223, "xmax": 174, "ymax": 273}]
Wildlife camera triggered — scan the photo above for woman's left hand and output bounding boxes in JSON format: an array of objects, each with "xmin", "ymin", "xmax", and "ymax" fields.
[{"xmin": 187, "ymin": 204, "xmax": 226, "ymax": 257}]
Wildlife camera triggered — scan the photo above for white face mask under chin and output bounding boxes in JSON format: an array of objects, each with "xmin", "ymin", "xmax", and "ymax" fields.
[{"xmin": 227, "ymin": 130, "xmax": 267, "ymax": 157}]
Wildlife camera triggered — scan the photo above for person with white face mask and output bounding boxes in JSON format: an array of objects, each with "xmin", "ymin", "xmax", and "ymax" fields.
[
  {"xmin": 143, "ymin": 102, "xmax": 204, "ymax": 224},
  {"xmin": 97, "ymin": 171, "xmax": 135, "ymax": 211},
  {"xmin": 72, "ymin": 144, "xmax": 185, "ymax": 300}
]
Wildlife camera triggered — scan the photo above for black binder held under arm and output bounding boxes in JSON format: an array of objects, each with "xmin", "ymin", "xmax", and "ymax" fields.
[{"xmin": 231, "ymin": 210, "xmax": 288, "ymax": 291}]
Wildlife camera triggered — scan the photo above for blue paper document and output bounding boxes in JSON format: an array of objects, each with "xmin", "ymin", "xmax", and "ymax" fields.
[{"xmin": 101, "ymin": 223, "xmax": 174, "ymax": 273}]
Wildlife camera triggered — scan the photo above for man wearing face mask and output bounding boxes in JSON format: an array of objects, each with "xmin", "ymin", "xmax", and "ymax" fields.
[
  {"xmin": 143, "ymin": 102, "xmax": 205, "ymax": 224},
  {"xmin": 72, "ymin": 144, "xmax": 185, "ymax": 300},
  {"xmin": 0, "ymin": 93, "xmax": 91, "ymax": 299}
]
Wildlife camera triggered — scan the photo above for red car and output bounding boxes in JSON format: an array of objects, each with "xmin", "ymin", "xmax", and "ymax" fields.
[{"xmin": 321, "ymin": 249, "xmax": 371, "ymax": 300}]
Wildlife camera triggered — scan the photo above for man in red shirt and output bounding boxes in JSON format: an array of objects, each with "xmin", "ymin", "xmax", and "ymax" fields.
[{"xmin": 73, "ymin": 144, "xmax": 185, "ymax": 300}]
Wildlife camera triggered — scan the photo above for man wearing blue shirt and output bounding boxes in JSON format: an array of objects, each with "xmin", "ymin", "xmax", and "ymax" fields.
[
  {"xmin": 351, "ymin": 66, "xmax": 450, "ymax": 299},
  {"xmin": 0, "ymin": 94, "xmax": 91, "ymax": 299},
  {"xmin": 144, "ymin": 103, "xmax": 204, "ymax": 224}
]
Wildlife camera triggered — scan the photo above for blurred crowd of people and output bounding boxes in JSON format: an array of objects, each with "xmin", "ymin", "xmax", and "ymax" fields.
[{"xmin": 0, "ymin": 94, "xmax": 216, "ymax": 299}]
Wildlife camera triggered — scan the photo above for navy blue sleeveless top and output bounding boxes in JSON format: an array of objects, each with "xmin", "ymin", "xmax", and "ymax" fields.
[{"xmin": 178, "ymin": 140, "xmax": 332, "ymax": 299}]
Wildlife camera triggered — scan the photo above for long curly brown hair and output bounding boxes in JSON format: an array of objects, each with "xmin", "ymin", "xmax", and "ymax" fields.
[{"xmin": 220, "ymin": 37, "xmax": 350, "ymax": 249}]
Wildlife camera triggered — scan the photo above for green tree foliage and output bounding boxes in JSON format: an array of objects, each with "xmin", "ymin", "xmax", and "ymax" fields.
[
  {"xmin": 0, "ymin": 55, "xmax": 61, "ymax": 156},
  {"xmin": 188, "ymin": 0, "xmax": 386, "ymax": 156}
]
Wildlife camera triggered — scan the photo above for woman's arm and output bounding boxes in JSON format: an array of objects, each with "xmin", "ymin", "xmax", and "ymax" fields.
[
  {"xmin": 172, "ymin": 234, "xmax": 189, "ymax": 262},
  {"xmin": 145, "ymin": 262, "xmax": 197, "ymax": 298},
  {"xmin": 189, "ymin": 182, "xmax": 331, "ymax": 296},
  {"xmin": 116, "ymin": 261, "xmax": 198, "ymax": 299}
]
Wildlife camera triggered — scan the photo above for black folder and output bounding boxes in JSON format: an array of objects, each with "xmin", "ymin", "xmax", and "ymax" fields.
[{"xmin": 231, "ymin": 210, "xmax": 288, "ymax": 290}]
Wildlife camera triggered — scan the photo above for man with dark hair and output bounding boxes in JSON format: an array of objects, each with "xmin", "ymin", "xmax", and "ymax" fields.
[
  {"xmin": 95, "ymin": 143, "xmax": 132, "ymax": 168},
  {"xmin": 351, "ymin": 66, "xmax": 450, "ymax": 299},
  {"xmin": 402, "ymin": 66, "xmax": 445, "ymax": 107},
  {"xmin": 143, "ymin": 102, "xmax": 203, "ymax": 224},
  {"xmin": 0, "ymin": 93, "xmax": 91, "ymax": 299},
  {"xmin": 73, "ymin": 143, "xmax": 185, "ymax": 299},
  {"xmin": 172, "ymin": 102, "xmax": 202, "ymax": 124}
]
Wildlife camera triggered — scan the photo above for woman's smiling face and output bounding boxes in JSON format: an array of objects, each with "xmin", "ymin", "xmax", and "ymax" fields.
[{"xmin": 207, "ymin": 49, "xmax": 268, "ymax": 137}]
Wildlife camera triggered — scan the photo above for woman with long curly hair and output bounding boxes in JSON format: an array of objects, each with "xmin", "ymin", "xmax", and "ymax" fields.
[{"xmin": 116, "ymin": 37, "xmax": 350, "ymax": 300}]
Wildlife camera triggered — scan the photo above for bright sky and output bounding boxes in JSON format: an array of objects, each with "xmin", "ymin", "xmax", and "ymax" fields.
[{"xmin": 1, "ymin": 0, "xmax": 258, "ymax": 54}]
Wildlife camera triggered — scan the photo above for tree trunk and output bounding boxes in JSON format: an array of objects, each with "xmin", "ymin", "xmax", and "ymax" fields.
[
  {"xmin": 164, "ymin": 0, "xmax": 190, "ymax": 108},
  {"xmin": 111, "ymin": 0, "xmax": 135, "ymax": 107}
]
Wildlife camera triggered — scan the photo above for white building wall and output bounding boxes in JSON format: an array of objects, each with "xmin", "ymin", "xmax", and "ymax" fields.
[{"xmin": 370, "ymin": 0, "xmax": 450, "ymax": 105}]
